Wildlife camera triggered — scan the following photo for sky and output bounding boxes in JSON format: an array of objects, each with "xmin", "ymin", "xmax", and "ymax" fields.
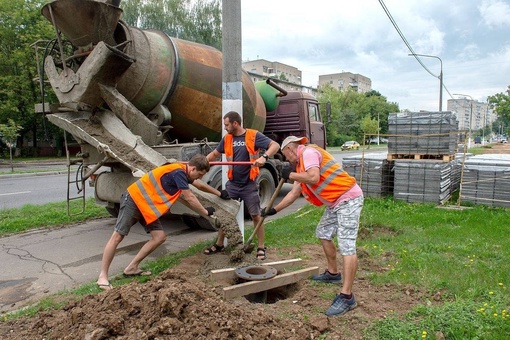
[{"xmin": 241, "ymin": 0, "xmax": 510, "ymax": 112}]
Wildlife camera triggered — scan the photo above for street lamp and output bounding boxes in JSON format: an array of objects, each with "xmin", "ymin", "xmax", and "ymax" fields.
[
  {"xmin": 453, "ymin": 93, "xmax": 474, "ymax": 149},
  {"xmin": 408, "ymin": 53, "xmax": 443, "ymax": 111}
]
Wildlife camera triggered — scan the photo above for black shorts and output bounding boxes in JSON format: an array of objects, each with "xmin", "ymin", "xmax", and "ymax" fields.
[
  {"xmin": 114, "ymin": 192, "xmax": 164, "ymax": 236},
  {"xmin": 226, "ymin": 180, "xmax": 260, "ymax": 216}
]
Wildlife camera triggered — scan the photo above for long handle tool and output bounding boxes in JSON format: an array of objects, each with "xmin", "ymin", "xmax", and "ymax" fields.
[{"xmin": 243, "ymin": 178, "xmax": 285, "ymax": 253}]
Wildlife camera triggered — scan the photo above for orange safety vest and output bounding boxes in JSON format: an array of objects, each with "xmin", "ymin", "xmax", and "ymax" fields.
[
  {"xmin": 297, "ymin": 144, "xmax": 356, "ymax": 206},
  {"xmin": 224, "ymin": 129, "xmax": 260, "ymax": 181},
  {"xmin": 127, "ymin": 163, "xmax": 185, "ymax": 225}
]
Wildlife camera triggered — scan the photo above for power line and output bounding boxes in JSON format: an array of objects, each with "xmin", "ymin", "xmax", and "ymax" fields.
[{"xmin": 378, "ymin": 0, "xmax": 455, "ymax": 101}]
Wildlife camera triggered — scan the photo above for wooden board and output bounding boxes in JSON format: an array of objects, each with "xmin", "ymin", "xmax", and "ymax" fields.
[
  {"xmin": 222, "ymin": 266, "xmax": 319, "ymax": 299},
  {"xmin": 387, "ymin": 153, "xmax": 455, "ymax": 161},
  {"xmin": 210, "ymin": 258, "xmax": 303, "ymax": 282}
]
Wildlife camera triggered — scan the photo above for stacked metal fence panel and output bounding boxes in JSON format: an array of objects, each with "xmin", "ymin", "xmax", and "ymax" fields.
[
  {"xmin": 393, "ymin": 160, "xmax": 455, "ymax": 204},
  {"xmin": 387, "ymin": 111, "xmax": 459, "ymax": 204},
  {"xmin": 460, "ymin": 154, "xmax": 510, "ymax": 208},
  {"xmin": 388, "ymin": 111, "xmax": 459, "ymax": 155},
  {"xmin": 343, "ymin": 154, "xmax": 393, "ymax": 198}
]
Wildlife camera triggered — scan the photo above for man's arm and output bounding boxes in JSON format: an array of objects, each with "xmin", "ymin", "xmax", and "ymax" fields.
[
  {"xmin": 271, "ymin": 181, "xmax": 302, "ymax": 212},
  {"xmin": 206, "ymin": 149, "xmax": 221, "ymax": 162},
  {"xmin": 254, "ymin": 140, "xmax": 280, "ymax": 167},
  {"xmin": 192, "ymin": 179, "xmax": 221, "ymax": 197},
  {"xmin": 287, "ymin": 167, "xmax": 320, "ymax": 185},
  {"xmin": 180, "ymin": 189, "xmax": 210, "ymax": 216}
]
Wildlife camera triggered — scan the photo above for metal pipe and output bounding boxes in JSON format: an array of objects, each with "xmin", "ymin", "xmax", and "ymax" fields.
[
  {"xmin": 265, "ymin": 78, "xmax": 288, "ymax": 97},
  {"xmin": 181, "ymin": 161, "xmax": 253, "ymax": 165},
  {"xmin": 408, "ymin": 53, "xmax": 443, "ymax": 111}
]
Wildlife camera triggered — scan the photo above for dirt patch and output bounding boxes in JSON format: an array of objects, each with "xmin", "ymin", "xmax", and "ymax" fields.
[
  {"xmin": 474, "ymin": 142, "xmax": 510, "ymax": 154},
  {"xmin": 0, "ymin": 244, "xmax": 432, "ymax": 339}
]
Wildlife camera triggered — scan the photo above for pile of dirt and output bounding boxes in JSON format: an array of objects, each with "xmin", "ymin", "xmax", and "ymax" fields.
[{"xmin": 0, "ymin": 244, "xmax": 430, "ymax": 339}]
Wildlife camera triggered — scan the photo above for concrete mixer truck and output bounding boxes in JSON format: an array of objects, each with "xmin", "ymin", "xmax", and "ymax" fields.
[{"xmin": 34, "ymin": 0, "xmax": 326, "ymax": 229}]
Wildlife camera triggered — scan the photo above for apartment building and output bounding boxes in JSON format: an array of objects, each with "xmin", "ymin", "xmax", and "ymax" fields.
[
  {"xmin": 242, "ymin": 59, "xmax": 302, "ymax": 85},
  {"xmin": 447, "ymin": 98, "xmax": 493, "ymax": 132},
  {"xmin": 318, "ymin": 72, "xmax": 372, "ymax": 93}
]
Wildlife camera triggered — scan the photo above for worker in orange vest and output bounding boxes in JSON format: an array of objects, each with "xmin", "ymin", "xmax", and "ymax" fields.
[
  {"xmin": 264, "ymin": 136, "xmax": 363, "ymax": 317},
  {"xmin": 96, "ymin": 154, "xmax": 226, "ymax": 290},
  {"xmin": 205, "ymin": 111, "xmax": 280, "ymax": 260}
]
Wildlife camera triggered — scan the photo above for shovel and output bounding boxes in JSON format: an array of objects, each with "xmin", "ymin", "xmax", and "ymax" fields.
[{"xmin": 243, "ymin": 177, "xmax": 286, "ymax": 253}]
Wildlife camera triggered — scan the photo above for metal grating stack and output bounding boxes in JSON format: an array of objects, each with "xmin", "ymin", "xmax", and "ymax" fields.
[
  {"xmin": 460, "ymin": 154, "xmax": 510, "ymax": 208},
  {"xmin": 386, "ymin": 111, "xmax": 460, "ymax": 204},
  {"xmin": 342, "ymin": 154, "xmax": 393, "ymax": 198},
  {"xmin": 388, "ymin": 111, "xmax": 459, "ymax": 155},
  {"xmin": 393, "ymin": 160, "xmax": 454, "ymax": 204}
]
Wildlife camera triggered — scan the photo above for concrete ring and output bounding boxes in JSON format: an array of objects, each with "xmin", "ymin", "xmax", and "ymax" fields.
[{"xmin": 234, "ymin": 265, "xmax": 278, "ymax": 281}]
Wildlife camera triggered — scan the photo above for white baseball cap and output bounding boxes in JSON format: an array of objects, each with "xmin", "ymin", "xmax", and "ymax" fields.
[{"xmin": 281, "ymin": 136, "xmax": 308, "ymax": 150}]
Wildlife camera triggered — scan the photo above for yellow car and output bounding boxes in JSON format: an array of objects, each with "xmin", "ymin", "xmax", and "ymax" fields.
[{"xmin": 341, "ymin": 140, "xmax": 360, "ymax": 151}]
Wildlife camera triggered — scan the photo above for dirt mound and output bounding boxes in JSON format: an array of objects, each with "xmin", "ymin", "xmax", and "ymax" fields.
[{"xmin": 0, "ymin": 244, "xmax": 430, "ymax": 339}]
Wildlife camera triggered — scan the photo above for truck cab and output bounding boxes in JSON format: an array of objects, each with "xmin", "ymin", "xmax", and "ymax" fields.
[{"xmin": 264, "ymin": 91, "xmax": 326, "ymax": 150}]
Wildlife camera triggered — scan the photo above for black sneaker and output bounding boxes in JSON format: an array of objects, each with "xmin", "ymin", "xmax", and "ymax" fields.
[
  {"xmin": 311, "ymin": 269, "xmax": 342, "ymax": 283},
  {"xmin": 325, "ymin": 294, "xmax": 357, "ymax": 316}
]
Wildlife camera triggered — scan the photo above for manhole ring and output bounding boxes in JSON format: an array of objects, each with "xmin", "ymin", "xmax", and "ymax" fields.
[{"xmin": 234, "ymin": 265, "xmax": 278, "ymax": 281}]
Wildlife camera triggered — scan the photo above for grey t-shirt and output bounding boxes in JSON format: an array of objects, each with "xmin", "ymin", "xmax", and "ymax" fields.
[{"xmin": 216, "ymin": 131, "xmax": 272, "ymax": 184}]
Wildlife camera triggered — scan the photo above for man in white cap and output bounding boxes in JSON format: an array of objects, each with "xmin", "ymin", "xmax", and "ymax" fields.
[{"xmin": 262, "ymin": 135, "xmax": 363, "ymax": 317}]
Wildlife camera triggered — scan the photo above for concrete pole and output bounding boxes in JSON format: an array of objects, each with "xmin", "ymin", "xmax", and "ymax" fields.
[{"xmin": 222, "ymin": 0, "xmax": 244, "ymax": 242}]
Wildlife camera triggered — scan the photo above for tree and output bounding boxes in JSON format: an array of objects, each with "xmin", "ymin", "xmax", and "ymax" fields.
[
  {"xmin": 0, "ymin": 0, "xmax": 55, "ymax": 155},
  {"xmin": 120, "ymin": 0, "xmax": 222, "ymax": 49},
  {"xmin": 0, "ymin": 118, "xmax": 22, "ymax": 171},
  {"xmin": 360, "ymin": 115, "xmax": 378, "ymax": 146},
  {"xmin": 317, "ymin": 85, "xmax": 399, "ymax": 146},
  {"xmin": 488, "ymin": 86, "xmax": 510, "ymax": 126}
]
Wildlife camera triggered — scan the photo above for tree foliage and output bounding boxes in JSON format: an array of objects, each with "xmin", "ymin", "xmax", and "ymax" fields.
[
  {"xmin": 0, "ymin": 118, "xmax": 22, "ymax": 169},
  {"xmin": 120, "ymin": 0, "xmax": 222, "ymax": 49},
  {"xmin": 488, "ymin": 86, "xmax": 510, "ymax": 135},
  {"xmin": 317, "ymin": 85, "xmax": 399, "ymax": 146},
  {"xmin": 0, "ymin": 0, "xmax": 55, "ymax": 151}
]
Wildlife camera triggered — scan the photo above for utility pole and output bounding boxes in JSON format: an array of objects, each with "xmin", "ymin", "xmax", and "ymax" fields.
[{"xmin": 222, "ymin": 0, "xmax": 244, "ymax": 242}]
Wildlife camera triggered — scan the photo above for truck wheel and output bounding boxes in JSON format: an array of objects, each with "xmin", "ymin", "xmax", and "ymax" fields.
[
  {"xmin": 180, "ymin": 215, "xmax": 218, "ymax": 231},
  {"xmin": 257, "ymin": 168, "xmax": 275, "ymax": 210},
  {"xmin": 105, "ymin": 203, "xmax": 120, "ymax": 218}
]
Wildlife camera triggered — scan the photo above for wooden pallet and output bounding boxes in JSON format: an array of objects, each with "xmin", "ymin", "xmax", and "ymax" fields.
[{"xmin": 387, "ymin": 153, "xmax": 455, "ymax": 161}]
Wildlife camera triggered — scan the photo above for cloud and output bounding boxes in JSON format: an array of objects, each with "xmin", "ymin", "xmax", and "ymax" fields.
[
  {"xmin": 240, "ymin": 0, "xmax": 510, "ymax": 111},
  {"xmin": 479, "ymin": 0, "xmax": 510, "ymax": 28}
]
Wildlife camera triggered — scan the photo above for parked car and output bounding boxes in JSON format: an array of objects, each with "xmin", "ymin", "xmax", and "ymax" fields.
[
  {"xmin": 368, "ymin": 137, "xmax": 388, "ymax": 144},
  {"xmin": 341, "ymin": 140, "xmax": 360, "ymax": 150}
]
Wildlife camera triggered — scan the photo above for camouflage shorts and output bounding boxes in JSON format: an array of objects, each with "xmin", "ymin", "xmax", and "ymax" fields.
[{"xmin": 316, "ymin": 195, "xmax": 363, "ymax": 255}]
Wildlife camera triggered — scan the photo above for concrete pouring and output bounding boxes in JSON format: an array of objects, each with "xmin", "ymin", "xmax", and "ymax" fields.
[{"xmin": 0, "ymin": 163, "xmax": 306, "ymax": 314}]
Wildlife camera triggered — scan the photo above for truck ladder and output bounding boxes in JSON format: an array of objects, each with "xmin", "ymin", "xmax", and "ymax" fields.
[{"xmin": 64, "ymin": 133, "xmax": 85, "ymax": 216}]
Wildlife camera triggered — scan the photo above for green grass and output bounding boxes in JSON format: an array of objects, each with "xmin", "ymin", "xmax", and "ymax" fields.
[
  {"xmin": 263, "ymin": 197, "xmax": 510, "ymax": 339},
  {"xmin": 1, "ymin": 197, "xmax": 509, "ymax": 338},
  {"xmin": 0, "ymin": 198, "xmax": 109, "ymax": 235}
]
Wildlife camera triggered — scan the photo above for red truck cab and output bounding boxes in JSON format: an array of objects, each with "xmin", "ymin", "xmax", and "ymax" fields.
[{"xmin": 264, "ymin": 91, "xmax": 326, "ymax": 150}]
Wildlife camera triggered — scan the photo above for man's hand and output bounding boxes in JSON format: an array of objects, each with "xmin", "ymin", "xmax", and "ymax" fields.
[
  {"xmin": 261, "ymin": 207, "xmax": 277, "ymax": 217},
  {"xmin": 220, "ymin": 189, "xmax": 230, "ymax": 200},
  {"xmin": 281, "ymin": 166, "xmax": 293, "ymax": 180},
  {"xmin": 205, "ymin": 206, "xmax": 216, "ymax": 216}
]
